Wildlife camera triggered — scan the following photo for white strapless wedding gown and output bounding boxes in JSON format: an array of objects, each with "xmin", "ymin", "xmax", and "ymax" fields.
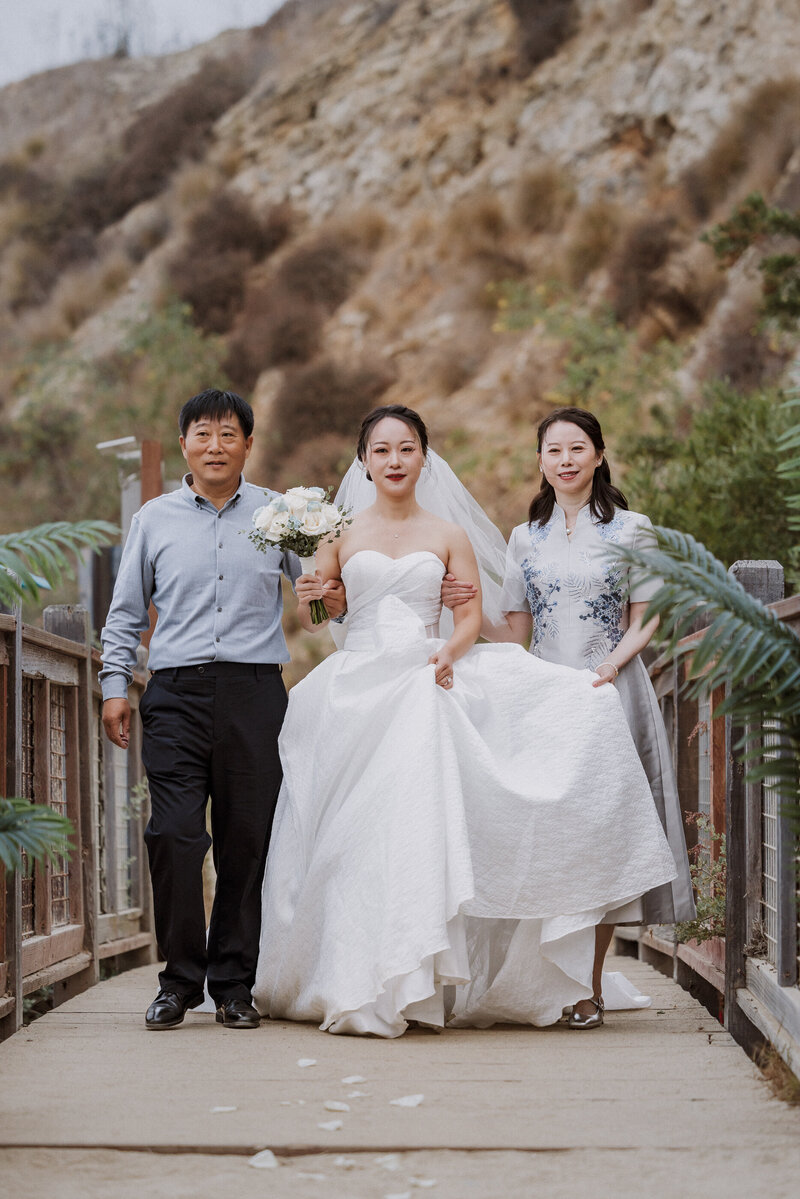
[{"xmin": 253, "ymin": 551, "xmax": 677, "ymax": 1036}]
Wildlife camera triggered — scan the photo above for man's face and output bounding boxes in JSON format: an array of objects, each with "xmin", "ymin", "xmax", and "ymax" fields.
[{"xmin": 180, "ymin": 414, "xmax": 252, "ymax": 497}]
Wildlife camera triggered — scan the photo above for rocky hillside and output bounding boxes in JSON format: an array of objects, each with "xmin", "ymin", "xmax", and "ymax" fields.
[{"xmin": 1, "ymin": 0, "xmax": 799, "ymax": 542}]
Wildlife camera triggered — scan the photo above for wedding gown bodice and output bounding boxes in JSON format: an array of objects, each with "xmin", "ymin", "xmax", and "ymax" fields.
[{"xmin": 340, "ymin": 550, "xmax": 444, "ymax": 649}]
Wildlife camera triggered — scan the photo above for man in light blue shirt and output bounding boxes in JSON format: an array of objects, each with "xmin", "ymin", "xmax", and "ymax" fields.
[{"xmin": 101, "ymin": 388, "xmax": 343, "ymax": 1031}]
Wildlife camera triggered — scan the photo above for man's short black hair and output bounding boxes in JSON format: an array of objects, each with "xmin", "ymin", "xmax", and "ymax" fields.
[{"xmin": 179, "ymin": 389, "xmax": 254, "ymax": 438}]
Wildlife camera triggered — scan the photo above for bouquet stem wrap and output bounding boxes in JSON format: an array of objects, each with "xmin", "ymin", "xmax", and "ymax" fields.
[{"xmin": 299, "ymin": 554, "xmax": 329, "ymax": 624}]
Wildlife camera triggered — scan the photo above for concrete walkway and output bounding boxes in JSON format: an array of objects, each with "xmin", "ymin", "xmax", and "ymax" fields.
[{"xmin": 1, "ymin": 954, "xmax": 799, "ymax": 1198}]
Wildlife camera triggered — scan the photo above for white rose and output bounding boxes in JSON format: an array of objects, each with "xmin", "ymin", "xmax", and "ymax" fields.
[
  {"xmin": 289, "ymin": 485, "xmax": 326, "ymax": 500},
  {"xmin": 283, "ymin": 491, "xmax": 307, "ymax": 517},
  {"xmin": 321, "ymin": 503, "xmax": 342, "ymax": 532},
  {"xmin": 262, "ymin": 513, "xmax": 291, "ymax": 542},
  {"xmin": 301, "ymin": 509, "xmax": 327, "ymax": 535},
  {"xmin": 253, "ymin": 503, "xmax": 277, "ymax": 532}
]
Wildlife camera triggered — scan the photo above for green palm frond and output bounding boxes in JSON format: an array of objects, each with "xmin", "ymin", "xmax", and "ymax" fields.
[
  {"xmin": 611, "ymin": 526, "xmax": 800, "ymax": 813},
  {"xmin": 0, "ymin": 797, "xmax": 75, "ymax": 874},
  {"xmin": 618, "ymin": 527, "xmax": 800, "ymax": 710},
  {"xmin": 0, "ymin": 520, "xmax": 117, "ymax": 607}
]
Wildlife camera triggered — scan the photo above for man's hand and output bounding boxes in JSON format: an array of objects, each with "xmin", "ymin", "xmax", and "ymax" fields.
[
  {"xmin": 103, "ymin": 698, "xmax": 131, "ymax": 749},
  {"xmin": 441, "ymin": 573, "xmax": 478, "ymax": 610},
  {"xmin": 322, "ymin": 578, "xmax": 347, "ymax": 619}
]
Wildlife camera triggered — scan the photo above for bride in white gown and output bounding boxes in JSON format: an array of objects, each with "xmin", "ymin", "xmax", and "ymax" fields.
[{"xmin": 253, "ymin": 406, "xmax": 677, "ymax": 1037}]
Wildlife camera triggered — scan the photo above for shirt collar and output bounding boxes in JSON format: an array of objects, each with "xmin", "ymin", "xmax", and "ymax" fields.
[{"xmin": 180, "ymin": 473, "xmax": 244, "ymax": 511}]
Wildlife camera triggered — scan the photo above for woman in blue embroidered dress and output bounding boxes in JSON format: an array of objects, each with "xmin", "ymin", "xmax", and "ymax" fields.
[{"xmin": 445, "ymin": 406, "xmax": 694, "ymax": 1028}]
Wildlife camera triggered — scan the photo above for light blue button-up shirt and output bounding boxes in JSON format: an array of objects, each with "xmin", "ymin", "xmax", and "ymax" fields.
[{"xmin": 99, "ymin": 475, "xmax": 301, "ymax": 701}]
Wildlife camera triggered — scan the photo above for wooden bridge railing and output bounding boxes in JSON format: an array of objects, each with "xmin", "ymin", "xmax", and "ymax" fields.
[
  {"xmin": 1, "ymin": 605, "xmax": 153, "ymax": 1041},
  {"xmin": 625, "ymin": 562, "xmax": 800, "ymax": 1077}
]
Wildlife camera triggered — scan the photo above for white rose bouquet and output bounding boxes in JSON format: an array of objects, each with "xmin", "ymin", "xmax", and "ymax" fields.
[{"xmin": 249, "ymin": 486, "xmax": 351, "ymax": 624}]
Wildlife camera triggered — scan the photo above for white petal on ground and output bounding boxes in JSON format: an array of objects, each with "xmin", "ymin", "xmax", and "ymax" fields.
[
  {"xmin": 411, "ymin": 1180, "xmax": 438, "ymax": 1189},
  {"xmin": 333, "ymin": 1156, "xmax": 357, "ymax": 1168},
  {"xmin": 323, "ymin": 1100, "xmax": 351, "ymax": 1112},
  {"xmin": 279, "ymin": 1101, "xmax": 292, "ymax": 1106},
  {"xmin": 210, "ymin": 1105, "xmax": 237, "ymax": 1113},
  {"xmin": 248, "ymin": 1149, "xmax": 279, "ymax": 1169},
  {"xmin": 317, "ymin": 1119, "xmax": 344, "ymax": 1132},
  {"xmin": 375, "ymin": 1155, "xmax": 402, "ymax": 1170},
  {"xmin": 297, "ymin": 1173, "xmax": 326, "ymax": 1182},
  {"xmin": 385, "ymin": 1193, "xmax": 412, "ymax": 1199},
  {"xmin": 297, "ymin": 1058, "xmax": 317, "ymax": 1068},
  {"xmin": 389, "ymin": 1094, "xmax": 425, "ymax": 1107},
  {"xmin": 341, "ymin": 1074, "xmax": 366, "ymax": 1084},
  {"xmin": 347, "ymin": 1090, "xmax": 369, "ymax": 1098}
]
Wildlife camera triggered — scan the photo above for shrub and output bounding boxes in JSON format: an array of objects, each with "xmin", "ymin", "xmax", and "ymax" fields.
[
  {"xmin": 169, "ymin": 249, "xmax": 251, "ymax": 334},
  {"xmin": 224, "ymin": 285, "xmax": 323, "ymax": 391},
  {"xmin": 103, "ymin": 58, "xmax": 250, "ymax": 222},
  {"xmin": 507, "ymin": 0, "xmax": 578, "ymax": 71},
  {"xmin": 680, "ymin": 79, "xmax": 800, "ymax": 220},
  {"xmin": 169, "ymin": 193, "xmax": 293, "ymax": 334},
  {"xmin": 185, "ymin": 192, "xmax": 291, "ymax": 260},
  {"xmin": 622, "ymin": 381, "xmax": 794, "ymax": 567},
  {"xmin": 513, "ymin": 163, "xmax": 575, "ymax": 234},
  {"xmin": 607, "ymin": 214, "xmax": 678, "ymax": 325},
  {"xmin": 275, "ymin": 232, "xmax": 365, "ymax": 311},
  {"xmin": 446, "ymin": 193, "xmax": 507, "ymax": 252},
  {"xmin": 269, "ymin": 357, "xmax": 396, "ymax": 452},
  {"xmin": 563, "ymin": 199, "xmax": 621, "ymax": 285}
]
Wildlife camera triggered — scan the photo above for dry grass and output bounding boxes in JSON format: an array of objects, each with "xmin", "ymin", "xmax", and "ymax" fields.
[
  {"xmin": 169, "ymin": 192, "xmax": 293, "ymax": 335},
  {"xmin": 513, "ymin": 164, "xmax": 575, "ymax": 234},
  {"xmin": 607, "ymin": 213, "xmax": 678, "ymax": 326},
  {"xmin": 563, "ymin": 198, "xmax": 622, "ymax": 286},
  {"xmin": 755, "ymin": 1044, "xmax": 800, "ymax": 1106},
  {"xmin": 694, "ymin": 282, "xmax": 790, "ymax": 391},
  {"xmin": 508, "ymin": 0, "xmax": 579, "ymax": 72},
  {"xmin": 224, "ymin": 284, "xmax": 323, "ymax": 391},
  {"xmin": 276, "ymin": 232, "xmax": 366, "ymax": 312},
  {"xmin": 680, "ymin": 78, "xmax": 800, "ymax": 219},
  {"xmin": 50, "ymin": 251, "xmax": 132, "ymax": 331},
  {"xmin": 268, "ymin": 356, "xmax": 396, "ymax": 458}
]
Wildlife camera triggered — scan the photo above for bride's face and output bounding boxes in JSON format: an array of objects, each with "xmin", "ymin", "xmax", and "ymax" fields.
[{"xmin": 365, "ymin": 417, "xmax": 425, "ymax": 495}]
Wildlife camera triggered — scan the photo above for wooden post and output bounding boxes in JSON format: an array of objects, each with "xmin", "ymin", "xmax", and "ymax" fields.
[
  {"xmin": 724, "ymin": 561, "xmax": 785, "ymax": 1039},
  {"xmin": 1, "ymin": 606, "xmax": 23, "ymax": 1039},
  {"xmin": 139, "ymin": 441, "xmax": 162, "ymax": 650},
  {"xmin": 42, "ymin": 606, "xmax": 98, "ymax": 999}
]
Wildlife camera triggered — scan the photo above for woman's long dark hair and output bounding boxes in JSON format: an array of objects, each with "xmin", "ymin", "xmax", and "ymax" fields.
[
  {"xmin": 529, "ymin": 406, "xmax": 628, "ymax": 526},
  {"xmin": 357, "ymin": 404, "xmax": 429, "ymax": 480}
]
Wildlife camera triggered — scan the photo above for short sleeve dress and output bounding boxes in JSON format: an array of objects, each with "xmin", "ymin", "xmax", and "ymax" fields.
[{"xmin": 502, "ymin": 503, "xmax": 695, "ymax": 924}]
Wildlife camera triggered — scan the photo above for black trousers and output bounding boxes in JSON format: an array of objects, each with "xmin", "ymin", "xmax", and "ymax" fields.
[{"xmin": 140, "ymin": 663, "xmax": 287, "ymax": 1004}]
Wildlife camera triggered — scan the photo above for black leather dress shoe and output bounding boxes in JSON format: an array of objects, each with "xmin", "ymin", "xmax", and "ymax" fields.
[
  {"xmin": 215, "ymin": 998, "xmax": 261, "ymax": 1028},
  {"xmin": 145, "ymin": 988, "xmax": 204, "ymax": 1030}
]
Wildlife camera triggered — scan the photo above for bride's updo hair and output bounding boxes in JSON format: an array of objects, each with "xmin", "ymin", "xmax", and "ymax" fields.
[
  {"xmin": 357, "ymin": 405, "xmax": 429, "ymax": 480},
  {"xmin": 529, "ymin": 406, "xmax": 628, "ymax": 526}
]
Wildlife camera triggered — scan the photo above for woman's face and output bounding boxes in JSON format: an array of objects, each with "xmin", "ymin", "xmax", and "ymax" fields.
[
  {"xmin": 538, "ymin": 420, "xmax": 603, "ymax": 500},
  {"xmin": 365, "ymin": 417, "xmax": 425, "ymax": 496}
]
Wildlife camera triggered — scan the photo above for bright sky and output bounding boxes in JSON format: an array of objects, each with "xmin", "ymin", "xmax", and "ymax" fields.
[{"xmin": 0, "ymin": 0, "xmax": 285, "ymax": 87}]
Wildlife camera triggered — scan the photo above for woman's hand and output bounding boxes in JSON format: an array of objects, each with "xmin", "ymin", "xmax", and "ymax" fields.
[
  {"xmin": 441, "ymin": 573, "xmax": 477, "ymax": 609},
  {"xmin": 296, "ymin": 571, "xmax": 325, "ymax": 607},
  {"xmin": 592, "ymin": 661, "xmax": 619, "ymax": 688},
  {"xmin": 428, "ymin": 648, "xmax": 455, "ymax": 689}
]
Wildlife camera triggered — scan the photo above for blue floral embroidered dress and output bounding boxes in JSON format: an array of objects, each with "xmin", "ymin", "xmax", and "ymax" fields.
[{"xmin": 501, "ymin": 503, "xmax": 695, "ymax": 924}]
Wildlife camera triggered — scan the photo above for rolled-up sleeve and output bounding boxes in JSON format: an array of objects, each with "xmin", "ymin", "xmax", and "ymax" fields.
[{"xmin": 99, "ymin": 515, "xmax": 153, "ymax": 701}]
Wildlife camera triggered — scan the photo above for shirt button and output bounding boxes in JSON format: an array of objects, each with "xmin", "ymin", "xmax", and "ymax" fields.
[
  {"xmin": 215, "ymin": 636, "xmax": 220, "ymax": 642},
  {"xmin": 218, "ymin": 513, "xmax": 222, "ymax": 519},
  {"xmin": 219, "ymin": 574, "xmax": 223, "ymax": 580},
  {"xmin": 217, "ymin": 606, "xmax": 222, "ymax": 612},
  {"xmin": 218, "ymin": 542, "xmax": 223, "ymax": 548}
]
